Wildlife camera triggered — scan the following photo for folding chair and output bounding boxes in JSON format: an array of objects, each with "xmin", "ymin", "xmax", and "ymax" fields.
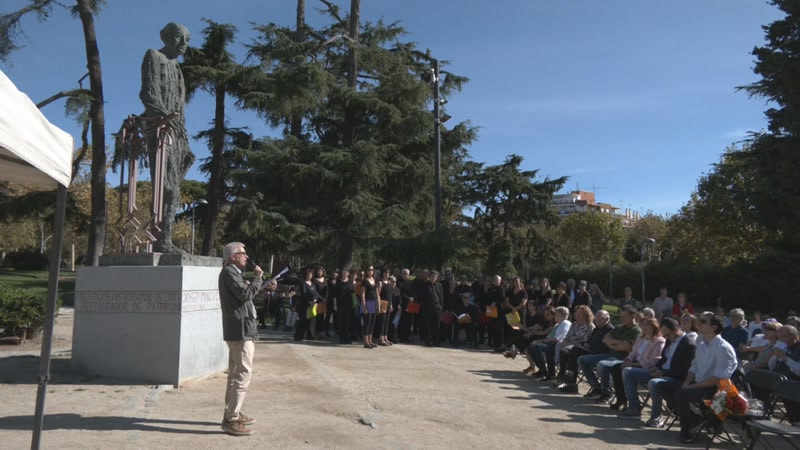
[
  {"xmin": 699, "ymin": 369, "xmax": 785, "ymax": 449},
  {"xmin": 745, "ymin": 380, "xmax": 800, "ymax": 450}
]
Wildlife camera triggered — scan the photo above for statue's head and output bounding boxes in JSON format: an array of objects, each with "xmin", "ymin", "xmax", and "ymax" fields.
[{"xmin": 160, "ymin": 22, "xmax": 190, "ymax": 57}]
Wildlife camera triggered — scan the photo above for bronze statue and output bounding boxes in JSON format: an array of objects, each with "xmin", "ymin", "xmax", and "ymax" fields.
[{"xmin": 139, "ymin": 22, "xmax": 195, "ymax": 253}]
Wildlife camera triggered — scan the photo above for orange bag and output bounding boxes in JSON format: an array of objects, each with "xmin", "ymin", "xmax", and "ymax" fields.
[
  {"xmin": 379, "ymin": 300, "xmax": 389, "ymax": 314},
  {"xmin": 486, "ymin": 305, "xmax": 499, "ymax": 319},
  {"xmin": 406, "ymin": 302, "xmax": 420, "ymax": 314}
]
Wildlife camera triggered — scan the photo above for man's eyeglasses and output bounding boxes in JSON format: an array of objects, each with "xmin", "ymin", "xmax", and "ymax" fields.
[{"xmin": 234, "ymin": 251, "xmax": 247, "ymax": 256}]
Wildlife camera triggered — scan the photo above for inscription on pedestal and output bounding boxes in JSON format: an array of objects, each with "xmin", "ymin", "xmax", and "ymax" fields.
[{"xmin": 76, "ymin": 290, "xmax": 220, "ymax": 313}]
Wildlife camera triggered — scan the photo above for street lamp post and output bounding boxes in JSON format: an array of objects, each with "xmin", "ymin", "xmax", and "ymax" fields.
[
  {"xmin": 190, "ymin": 199, "xmax": 207, "ymax": 255},
  {"xmin": 640, "ymin": 237, "xmax": 655, "ymax": 305},
  {"xmin": 432, "ymin": 58, "xmax": 442, "ymax": 231}
]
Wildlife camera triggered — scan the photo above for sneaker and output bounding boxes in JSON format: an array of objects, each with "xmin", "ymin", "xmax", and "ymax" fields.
[
  {"xmin": 237, "ymin": 413, "xmax": 255, "ymax": 425},
  {"xmin": 645, "ymin": 415, "xmax": 665, "ymax": 428},
  {"xmin": 559, "ymin": 383, "xmax": 579, "ymax": 393},
  {"xmin": 583, "ymin": 387, "xmax": 601, "ymax": 398},
  {"xmin": 617, "ymin": 408, "xmax": 641, "ymax": 420},
  {"xmin": 221, "ymin": 419, "xmax": 254, "ymax": 436},
  {"xmin": 594, "ymin": 394, "xmax": 611, "ymax": 404}
]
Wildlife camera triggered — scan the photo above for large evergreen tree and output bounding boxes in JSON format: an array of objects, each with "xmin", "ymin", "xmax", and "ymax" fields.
[
  {"xmin": 182, "ymin": 19, "xmax": 252, "ymax": 256},
  {"xmin": 228, "ymin": 5, "xmax": 474, "ymax": 268},
  {"xmin": 739, "ymin": 0, "xmax": 800, "ymax": 253}
]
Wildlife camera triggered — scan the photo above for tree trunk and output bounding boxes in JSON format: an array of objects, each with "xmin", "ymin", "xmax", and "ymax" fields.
[
  {"xmin": 202, "ymin": 83, "xmax": 226, "ymax": 256},
  {"xmin": 341, "ymin": 0, "xmax": 359, "ymax": 149},
  {"xmin": 77, "ymin": 0, "xmax": 106, "ymax": 266},
  {"xmin": 289, "ymin": 0, "xmax": 305, "ymax": 138}
]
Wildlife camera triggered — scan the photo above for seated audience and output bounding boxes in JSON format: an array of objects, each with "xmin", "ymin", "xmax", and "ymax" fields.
[
  {"xmin": 618, "ymin": 287, "xmax": 640, "ymax": 310},
  {"xmin": 528, "ymin": 306, "xmax": 572, "ymax": 380},
  {"xmin": 741, "ymin": 321, "xmax": 782, "ymax": 372},
  {"xmin": 671, "ymin": 292, "xmax": 694, "ymax": 319},
  {"xmin": 558, "ymin": 309, "xmax": 614, "ymax": 393},
  {"xmin": 618, "ymin": 317, "xmax": 696, "ymax": 426},
  {"xmin": 675, "ymin": 312, "xmax": 738, "ymax": 444},
  {"xmin": 680, "ymin": 313, "xmax": 700, "ymax": 345},
  {"xmin": 611, "ymin": 317, "xmax": 666, "ymax": 415},
  {"xmin": 520, "ymin": 306, "xmax": 556, "ymax": 374},
  {"xmin": 771, "ymin": 325, "xmax": 800, "ymax": 381},
  {"xmin": 721, "ymin": 308, "xmax": 749, "ymax": 351},
  {"xmin": 651, "ymin": 287, "xmax": 673, "ymax": 322},
  {"xmin": 554, "ymin": 305, "xmax": 595, "ymax": 384},
  {"xmin": 579, "ymin": 305, "xmax": 642, "ymax": 403},
  {"xmin": 452, "ymin": 290, "xmax": 480, "ymax": 348},
  {"xmin": 746, "ymin": 310, "xmax": 764, "ymax": 339}
]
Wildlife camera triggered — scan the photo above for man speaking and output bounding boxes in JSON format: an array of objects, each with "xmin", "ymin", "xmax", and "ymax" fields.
[{"xmin": 219, "ymin": 242, "xmax": 262, "ymax": 436}]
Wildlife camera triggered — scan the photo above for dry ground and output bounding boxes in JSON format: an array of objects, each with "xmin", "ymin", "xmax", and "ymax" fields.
[{"xmin": 0, "ymin": 310, "xmax": 766, "ymax": 449}]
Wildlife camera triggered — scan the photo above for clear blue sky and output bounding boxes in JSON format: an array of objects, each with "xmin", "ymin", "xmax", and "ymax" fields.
[{"xmin": 1, "ymin": 0, "xmax": 783, "ymax": 215}]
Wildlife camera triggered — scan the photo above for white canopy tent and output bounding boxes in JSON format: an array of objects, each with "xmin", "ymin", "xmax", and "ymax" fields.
[{"xmin": 0, "ymin": 69, "xmax": 74, "ymax": 450}]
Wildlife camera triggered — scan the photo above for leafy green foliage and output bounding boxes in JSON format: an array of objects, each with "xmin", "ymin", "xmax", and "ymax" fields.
[
  {"xmin": 0, "ymin": 285, "xmax": 59, "ymax": 340},
  {"xmin": 557, "ymin": 212, "xmax": 625, "ymax": 268}
]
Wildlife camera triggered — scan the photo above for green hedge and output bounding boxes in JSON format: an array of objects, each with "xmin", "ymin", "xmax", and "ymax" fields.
[
  {"xmin": 0, "ymin": 286, "xmax": 60, "ymax": 341},
  {"xmin": 542, "ymin": 254, "xmax": 798, "ymax": 318}
]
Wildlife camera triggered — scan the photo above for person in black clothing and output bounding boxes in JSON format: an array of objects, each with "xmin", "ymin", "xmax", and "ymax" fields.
[
  {"xmin": 505, "ymin": 301, "xmax": 544, "ymax": 358},
  {"xmin": 417, "ymin": 270, "xmax": 443, "ymax": 346},
  {"xmin": 537, "ymin": 278, "xmax": 554, "ymax": 310},
  {"xmin": 572, "ymin": 280, "xmax": 591, "ymax": 316},
  {"xmin": 324, "ymin": 269, "xmax": 338, "ymax": 337},
  {"xmin": 558, "ymin": 309, "xmax": 615, "ymax": 393},
  {"xmin": 387, "ymin": 275, "xmax": 402, "ymax": 343},
  {"xmin": 336, "ymin": 268, "xmax": 357, "ymax": 344},
  {"xmin": 453, "ymin": 290, "xmax": 480, "ymax": 347},
  {"xmin": 375, "ymin": 269, "xmax": 394, "ymax": 346},
  {"xmin": 555, "ymin": 282, "xmax": 571, "ymax": 309},
  {"xmin": 313, "ymin": 267, "xmax": 329, "ymax": 337},
  {"xmin": 440, "ymin": 271, "xmax": 458, "ymax": 344},
  {"xmin": 486, "ymin": 275, "xmax": 506, "ymax": 351},
  {"xmin": 294, "ymin": 268, "xmax": 322, "ymax": 341},
  {"xmin": 360, "ymin": 265, "xmax": 380, "ymax": 348},
  {"xmin": 474, "ymin": 276, "xmax": 493, "ymax": 346},
  {"xmin": 260, "ymin": 279, "xmax": 281, "ymax": 330},
  {"xmin": 503, "ymin": 277, "xmax": 528, "ymax": 349},
  {"xmin": 396, "ymin": 268, "xmax": 416, "ymax": 343}
]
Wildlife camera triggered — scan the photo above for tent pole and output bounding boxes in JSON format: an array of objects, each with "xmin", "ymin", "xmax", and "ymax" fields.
[{"xmin": 31, "ymin": 184, "xmax": 67, "ymax": 450}]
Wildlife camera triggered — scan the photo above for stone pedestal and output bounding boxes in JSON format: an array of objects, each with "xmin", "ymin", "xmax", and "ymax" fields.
[{"xmin": 72, "ymin": 255, "xmax": 226, "ymax": 386}]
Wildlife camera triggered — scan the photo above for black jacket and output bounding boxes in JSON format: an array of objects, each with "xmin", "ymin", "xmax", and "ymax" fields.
[
  {"xmin": 656, "ymin": 334, "xmax": 696, "ymax": 381},
  {"xmin": 219, "ymin": 264, "xmax": 262, "ymax": 341}
]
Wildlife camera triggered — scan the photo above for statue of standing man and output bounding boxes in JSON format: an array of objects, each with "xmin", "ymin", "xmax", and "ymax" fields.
[{"xmin": 140, "ymin": 22, "xmax": 195, "ymax": 253}]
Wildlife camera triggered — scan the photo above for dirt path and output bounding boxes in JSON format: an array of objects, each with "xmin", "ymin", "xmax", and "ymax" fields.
[{"xmin": 0, "ymin": 313, "xmax": 750, "ymax": 449}]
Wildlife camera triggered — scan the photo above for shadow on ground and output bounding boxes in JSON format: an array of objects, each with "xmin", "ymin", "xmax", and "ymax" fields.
[
  {"xmin": 468, "ymin": 368, "xmax": 747, "ymax": 449},
  {"xmin": 0, "ymin": 354, "xmax": 171, "ymax": 387},
  {"xmin": 0, "ymin": 413, "xmax": 220, "ymax": 435}
]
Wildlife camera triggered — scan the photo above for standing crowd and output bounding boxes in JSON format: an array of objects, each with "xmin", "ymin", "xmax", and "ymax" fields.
[{"xmin": 249, "ymin": 262, "xmax": 800, "ymax": 444}]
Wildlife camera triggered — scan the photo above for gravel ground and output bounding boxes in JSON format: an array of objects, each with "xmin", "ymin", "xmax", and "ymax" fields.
[{"xmin": 0, "ymin": 309, "xmax": 762, "ymax": 449}]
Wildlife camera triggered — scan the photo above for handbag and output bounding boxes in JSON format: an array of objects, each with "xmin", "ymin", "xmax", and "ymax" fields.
[
  {"xmin": 486, "ymin": 305, "xmax": 498, "ymax": 319},
  {"xmin": 441, "ymin": 312, "xmax": 454, "ymax": 325},
  {"xmin": 406, "ymin": 302, "xmax": 420, "ymax": 314},
  {"xmin": 379, "ymin": 300, "xmax": 389, "ymax": 314},
  {"xmin": 316, "ymin": 302, "xmax": 327, "ymax": 315}
]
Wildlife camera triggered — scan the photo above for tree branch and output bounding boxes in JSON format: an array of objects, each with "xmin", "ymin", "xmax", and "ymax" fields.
[{"xmin": 36, "ymin": 88, "xmax": 93, "ymax": 108}]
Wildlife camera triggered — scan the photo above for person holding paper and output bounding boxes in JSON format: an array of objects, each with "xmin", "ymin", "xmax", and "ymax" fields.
[{"xmin": 218, "ymin": 242, "xmax": 262, "ymax": 436}]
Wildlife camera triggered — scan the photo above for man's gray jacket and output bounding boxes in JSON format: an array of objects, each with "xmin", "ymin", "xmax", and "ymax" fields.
[{"xmin": 219, "ymin": 263, "xmax": 262, "ymax": 341}]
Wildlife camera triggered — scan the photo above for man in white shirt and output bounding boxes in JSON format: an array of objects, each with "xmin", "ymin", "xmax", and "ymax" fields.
[{"xmin": 675, "ymin": 312, "xmax": 738, "ymax": 444}]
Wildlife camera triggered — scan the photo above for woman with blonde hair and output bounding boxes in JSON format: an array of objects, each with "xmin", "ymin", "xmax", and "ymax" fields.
[{"xmin": 555, "ymin": 305, "xmax": 595, "ymax": 383}]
